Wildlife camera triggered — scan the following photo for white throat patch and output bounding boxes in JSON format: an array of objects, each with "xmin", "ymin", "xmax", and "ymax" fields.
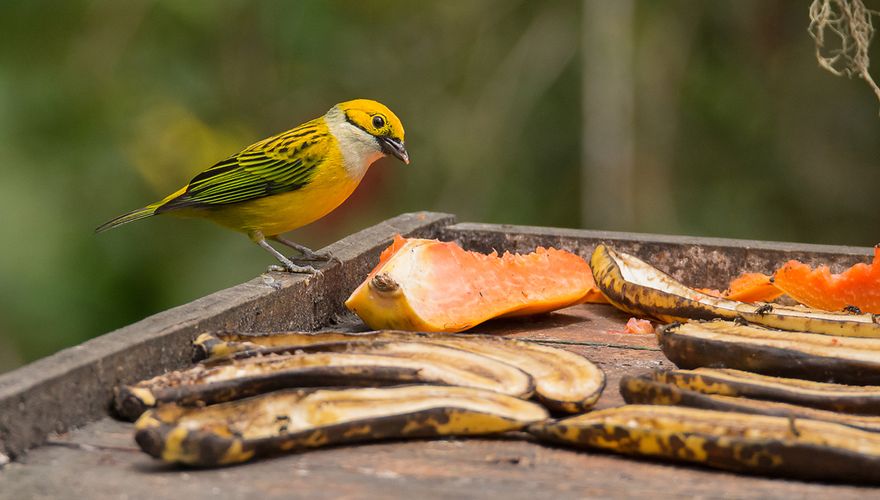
[{"xmin": 325, "ymin": 107, "xmax": 384, "ymax": 180}]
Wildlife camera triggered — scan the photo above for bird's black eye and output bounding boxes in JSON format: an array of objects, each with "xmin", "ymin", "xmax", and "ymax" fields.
[{"xmin": 372, "ymin": 115, "xmax": 385, "ymax": 128}]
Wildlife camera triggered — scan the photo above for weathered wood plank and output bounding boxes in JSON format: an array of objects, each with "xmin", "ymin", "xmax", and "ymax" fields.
[{"xmin": 4, "ymin": 420, "xmax": 874, "ymax": 499}]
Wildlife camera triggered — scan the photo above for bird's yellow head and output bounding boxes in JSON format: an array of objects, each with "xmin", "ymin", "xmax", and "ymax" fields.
[{"xmin": 332, "ymin": 99, "xmax": 409, "ymax": 164}]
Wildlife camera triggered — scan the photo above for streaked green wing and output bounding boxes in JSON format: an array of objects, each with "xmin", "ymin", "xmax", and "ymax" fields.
[{"xmin": 157, "ymin": 123, "xmax": 327, "ymax": 211}]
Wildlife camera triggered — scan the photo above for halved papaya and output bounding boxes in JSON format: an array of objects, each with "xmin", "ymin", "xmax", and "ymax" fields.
[
  {"xmin": 345, "ymin": 235, "xmax": 600, "ymax": 332},
  {"xmin": 773, "ymin": 246, "xmax": 880, "ymax": 314}
]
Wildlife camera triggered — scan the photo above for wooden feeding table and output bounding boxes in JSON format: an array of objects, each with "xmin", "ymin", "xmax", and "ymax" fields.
[{"xmin": 0, "ymin": 212, "xmax": 877, "ymax": 498}]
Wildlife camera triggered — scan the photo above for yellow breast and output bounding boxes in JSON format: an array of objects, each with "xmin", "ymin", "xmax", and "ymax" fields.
[{"xmin": 195, "ymin": 130, "xmax": 365, "ymax": 236}]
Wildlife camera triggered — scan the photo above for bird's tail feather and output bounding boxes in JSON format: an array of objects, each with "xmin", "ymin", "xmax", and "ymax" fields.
[{"xmin": 95, "ymin": 205, "xmax": 157, "ymax": 233}]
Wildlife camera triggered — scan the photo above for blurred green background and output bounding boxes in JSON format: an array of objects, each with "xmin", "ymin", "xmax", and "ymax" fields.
[{"xmin": 1, "ymin": 0, "xmax": 878, "ymax": 373}]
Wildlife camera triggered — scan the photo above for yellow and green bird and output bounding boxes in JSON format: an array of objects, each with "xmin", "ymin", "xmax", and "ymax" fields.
[{"xmin": 97, "ymin": 99, "xmax": 409, "ymax": 273}]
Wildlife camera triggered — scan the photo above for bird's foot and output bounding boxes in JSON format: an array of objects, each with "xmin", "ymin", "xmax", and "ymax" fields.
[
  {"xmin": 256, "ymin": 236, "xmax": 323, "ymax": 274},
  {"xmin": 290, "ymin": 250, "xmax": 340, "ymax": 264},
  {"xmin": 266, "ymin": 263, "xmax": 319, "ymax": 274},
  {"xmin": 272, "ymin": 236, "xmax": 339, "ymax": 264},
  {"xmin": 266, "ymin": 256, "xmax": 319, "ymax": 274}
]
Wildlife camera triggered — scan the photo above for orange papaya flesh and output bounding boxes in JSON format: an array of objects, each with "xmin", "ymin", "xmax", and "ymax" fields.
[
  {"xmin": 773, "ymin": 246, "xmax": 880, "ymax": 314},
  {"xmin": 723, "ymin": 272, "xmax": 784, "ymax": 303},
  {"xmin": 624, "ymin": 317, "xmax": 654, "ymax": 334},
  {"xmin": 345, "ymin": 235, "xmax": 601, "ymax": 332},
  {"xmin": 695, "ymin": 273, "xmax": 782, "ymax": 303},
  {"xmin": 581, "ymin": 288, "xmax": 610, "ymax": 304}
]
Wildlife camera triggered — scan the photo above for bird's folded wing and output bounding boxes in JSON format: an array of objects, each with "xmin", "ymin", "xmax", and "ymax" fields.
[{"xmin": 157, "ymin": 125, "xmax": 326, "ymax": 210}]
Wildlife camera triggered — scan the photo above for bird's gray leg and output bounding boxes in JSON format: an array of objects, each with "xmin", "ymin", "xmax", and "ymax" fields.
[
  {"xmin": 250, "ymin": 232, "xmax": 317, "ymax": 274},
  {"xmin": 272, "ymin": 235, "xmax": 337, "ymax": 263}
]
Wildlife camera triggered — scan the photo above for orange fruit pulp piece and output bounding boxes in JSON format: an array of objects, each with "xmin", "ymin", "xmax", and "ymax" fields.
[
  {"xmin": 773, "ymin": 246, "xmax": 880, "ymax": 314},
  {"xmin": 345, "ymin": 235, "xmax": 603, "ymax": 332},
  {"xmin": 623, "ymin": 317, "xmax": 654, "ymax": 334},
  {"xmin": 696, "ymin": 273, "xmax": 783, "ymax": 303},
  {"xmin": 724, "ymin": 272, "xmax": 784, "ymax": 303}
]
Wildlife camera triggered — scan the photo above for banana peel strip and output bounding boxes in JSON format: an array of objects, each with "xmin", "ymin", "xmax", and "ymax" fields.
[
  {"xmin": 658, "ymin": 320, "xmax": 880, "ymax": 385},
  {"xmin": 115, "ymin": 343, "xmax": 534, "ymax": 421},
  {"xmin": 590, "ymin": 244, "xmax": 880, "ymax": 338},
  {"xmin": 640, "ymin": 368, "xmax": 880, "ymax": 415},
  {"xmin": 529, "ymin": 404, "xmax": 880, "ymax": 483},
  {"xmin": 193, "ymin": 331, "xmax": 606, "ymax": 413},
  {"xmin": 620, "ymin": 374, "xmax": 880, "ymax": 433},
  {"xmin": 135, "ymin": 385, "xmax": 549, "ymax": 466}
]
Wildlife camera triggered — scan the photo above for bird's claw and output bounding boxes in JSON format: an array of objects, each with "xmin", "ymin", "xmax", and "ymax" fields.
[
  {"xmin": 289, "ymin": 251, "xmax": 338, "ymax": 263},
  {"xmin": 266, "ymin": 262, "xmax": 319, "ymax": 274},
  {"xmin": 259, "ymin": 237, "xmax": 334, "ymax": 274}
]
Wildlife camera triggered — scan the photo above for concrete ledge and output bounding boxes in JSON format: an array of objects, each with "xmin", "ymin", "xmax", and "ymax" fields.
[{"xmin": 443, "ymin": 222, "xmax": 874, "ymax": 288}]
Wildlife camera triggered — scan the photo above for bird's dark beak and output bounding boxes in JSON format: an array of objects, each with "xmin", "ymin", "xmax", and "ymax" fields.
[{"xmin": 380, "ymin": 137, "xmax": 410, "ymax": 165}]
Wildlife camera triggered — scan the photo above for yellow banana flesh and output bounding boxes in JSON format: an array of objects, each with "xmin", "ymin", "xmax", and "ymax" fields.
[{"xmin": 193, "ymin": 331, "xmax": 605, "ymax": 413}]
